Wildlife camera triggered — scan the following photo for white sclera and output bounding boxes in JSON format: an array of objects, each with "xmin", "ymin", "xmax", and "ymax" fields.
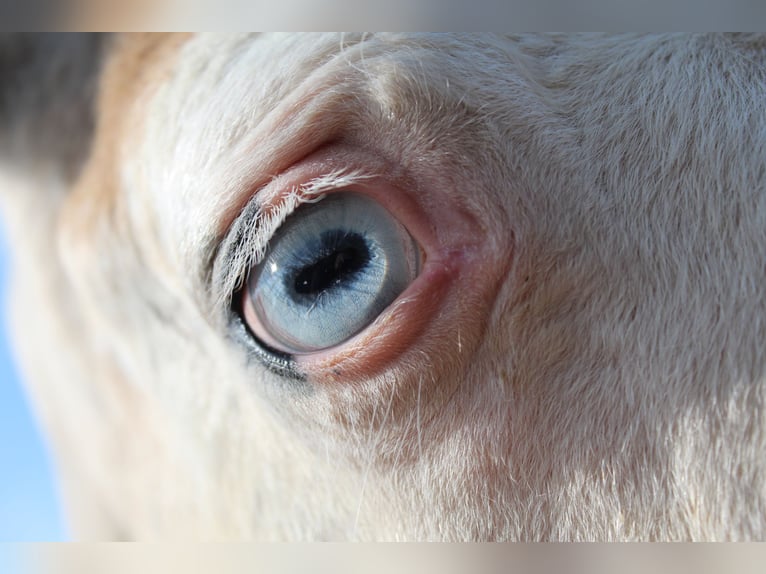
[{"xmin": 247, "ymin": 192, "xmax": 420, "ymax": 354}]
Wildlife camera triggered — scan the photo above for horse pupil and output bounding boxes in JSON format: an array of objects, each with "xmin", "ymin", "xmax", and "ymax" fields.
[{"xmin": 294, "ymin": 232, "xmax": 370, "ymax": 296}]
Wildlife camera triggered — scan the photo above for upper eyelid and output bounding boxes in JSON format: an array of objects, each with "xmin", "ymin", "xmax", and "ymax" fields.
[{"xmin": 209, "ymin": 168, "xmax": 377, "ymax": 318}]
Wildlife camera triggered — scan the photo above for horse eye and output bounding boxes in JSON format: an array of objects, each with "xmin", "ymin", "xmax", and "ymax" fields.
[{"xmin": 241, "ymin": 192, "xmax": 421, "ymax": 354}]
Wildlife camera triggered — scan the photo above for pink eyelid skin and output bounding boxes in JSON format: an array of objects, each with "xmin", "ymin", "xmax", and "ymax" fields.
[{"xmin": 239, "ymin": 143, "xmax": 510, "ymax": 384}]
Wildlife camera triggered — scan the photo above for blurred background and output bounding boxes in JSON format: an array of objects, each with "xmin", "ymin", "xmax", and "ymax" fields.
[
  {"xmin": 5, "ymin": 0, "xmax": 766, "ymax": 30},
  {"xmin": 0, "ymin": 220, "xmax": 66, "ymax": 541}
]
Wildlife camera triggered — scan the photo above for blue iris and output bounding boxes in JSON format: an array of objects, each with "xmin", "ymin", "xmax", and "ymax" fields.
[{"xmin": 247, "ymin": 192, "xmax": 420, "ymax": 353}]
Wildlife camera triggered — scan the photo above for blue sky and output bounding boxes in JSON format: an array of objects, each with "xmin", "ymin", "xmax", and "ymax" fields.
[{"xmin": 0, "ymin": 222, "xmax": 66, "ymax": 541}]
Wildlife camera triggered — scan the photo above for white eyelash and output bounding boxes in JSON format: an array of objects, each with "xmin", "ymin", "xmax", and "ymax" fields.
[{"xmin": 214, "ymin": 168, "xmax": 375, "ymax": 314}]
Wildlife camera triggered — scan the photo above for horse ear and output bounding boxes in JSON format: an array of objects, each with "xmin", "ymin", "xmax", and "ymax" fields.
[{"xmin": 0, "ymin": 33, "xmax": 110, "ymax": 185}]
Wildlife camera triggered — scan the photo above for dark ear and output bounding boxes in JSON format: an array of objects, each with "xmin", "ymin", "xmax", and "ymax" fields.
[{"xmin": 0, "ymin": 33, "xmax": 110, "ymax": 183}]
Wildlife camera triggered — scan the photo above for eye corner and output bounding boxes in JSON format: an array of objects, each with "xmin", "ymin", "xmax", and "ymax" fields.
[{"xmin": 229, "ymin": 290, "xmax": 305, "ymax": 381}]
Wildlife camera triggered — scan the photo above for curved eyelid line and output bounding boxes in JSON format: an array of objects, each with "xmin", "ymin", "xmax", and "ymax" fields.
[{"xmin": 210, "ymin": 168, "xmax": 376, "ymax": 316}]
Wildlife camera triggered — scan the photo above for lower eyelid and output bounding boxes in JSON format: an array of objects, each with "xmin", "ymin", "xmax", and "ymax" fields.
[
  {"xmin": 292, "ymin": 261, "xmax": 455, "ymax": 382},
  {"xmin": 291, "ymin": 226, "xmax": 510, "ymax": 385}
]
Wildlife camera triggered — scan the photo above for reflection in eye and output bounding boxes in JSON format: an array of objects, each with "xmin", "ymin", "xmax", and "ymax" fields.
[{"xmin": 245, "ymin": 192, "xmax": 421, "ymax": 354}]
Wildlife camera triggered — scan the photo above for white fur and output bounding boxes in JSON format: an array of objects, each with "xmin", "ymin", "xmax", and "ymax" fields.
[{"xmin": 2, "ymin": 33, "xmax": 766, "ymax": 540}]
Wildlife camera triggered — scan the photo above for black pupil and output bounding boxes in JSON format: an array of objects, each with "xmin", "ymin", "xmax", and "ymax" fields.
[{"xmin": 293, "ymin": 231, "xmax": 371, "ymax": 296}]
